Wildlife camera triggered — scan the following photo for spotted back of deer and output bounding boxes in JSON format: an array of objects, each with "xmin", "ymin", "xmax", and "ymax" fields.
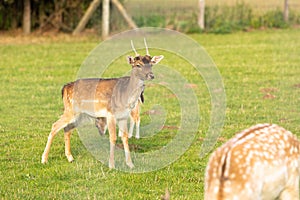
[{"xmin": 205, "ymin": 123, "xmax": 300, "ymax": 200}]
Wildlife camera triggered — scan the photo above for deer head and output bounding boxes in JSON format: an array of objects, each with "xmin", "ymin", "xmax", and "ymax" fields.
[{"xmin": 127, "ymin": 39, "xmax": 164, "ymax": 81}]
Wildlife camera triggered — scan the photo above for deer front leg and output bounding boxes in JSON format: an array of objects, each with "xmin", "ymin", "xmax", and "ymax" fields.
[
  {"xmin": 119, "ymin": 119, "xmax": 134, "ymax": 168},
  {"xmin": 128, "ymin": 117, "xmax": 135, "ymax": 138},
  {"xmin": 107, "ymin": 114, "xmax": 117, "ymax": 169},
  {"xmin": 129, "ymin": 102, "xmax": 140, "ymax": 139}
]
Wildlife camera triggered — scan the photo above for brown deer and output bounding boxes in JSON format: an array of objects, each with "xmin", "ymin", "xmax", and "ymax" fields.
[
  {"xmin": 95, "ymin": 91, "xmax": 144, "ymax": 139},
  {"xmin": 41, "ymin": 39, "xmax": 164, "ymax": 168},
  {"xmin": 204, "ymin": 123, "xmax": 300, "ymax": 200}
]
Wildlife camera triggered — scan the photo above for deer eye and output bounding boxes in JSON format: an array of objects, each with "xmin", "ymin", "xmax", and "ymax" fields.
[{"xmin": 136, "ymin": 64, "xmax": 142, "ymax": 68}]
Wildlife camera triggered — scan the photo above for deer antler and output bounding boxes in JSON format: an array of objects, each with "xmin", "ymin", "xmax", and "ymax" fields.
[
  {"xmin": 131, "ymin": 40, "xmax": 139, "ymax": 56},
  {"xmin": 144, "ymin": 38, "xmax": 149, "ymax": 56}
]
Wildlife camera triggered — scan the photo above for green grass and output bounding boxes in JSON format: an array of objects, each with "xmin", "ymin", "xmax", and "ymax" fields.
[{"xmin": 0, "ymin": 29, "xmax": 300, "ymax": 199}]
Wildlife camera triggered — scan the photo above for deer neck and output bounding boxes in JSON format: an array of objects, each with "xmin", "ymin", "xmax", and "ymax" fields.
[
  {"xmin": 127, "ymin": 73, "xmax": 144, "ymax": 108},
  {"xmin": 110, "ymin": 73, "xmax": 144, "ymax": 117}
]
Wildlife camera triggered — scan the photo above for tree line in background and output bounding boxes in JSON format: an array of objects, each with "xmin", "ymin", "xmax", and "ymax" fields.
[
  {"xmin": 0, "ymin": 0, "xmax": 299, "ymax": 35},
  {"xmin": 0, "ymin": 0, "xmax": 102, "ymax": 33}
]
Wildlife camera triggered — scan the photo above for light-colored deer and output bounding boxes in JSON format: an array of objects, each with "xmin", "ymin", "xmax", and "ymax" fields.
[
  {"xmin": 128, "ymin": 93, "xmax": 143, "ymax": 139},
  {"xmin": 95, "ymin": 91, "xmax": 144, "ymax": 139},
  {"xmin": 205, "ymin": 123, "xmax": 300, "ymax": 200},
  {"xmin": 41, "ymin": 39, "xmax": 163, "ymax": 168}
]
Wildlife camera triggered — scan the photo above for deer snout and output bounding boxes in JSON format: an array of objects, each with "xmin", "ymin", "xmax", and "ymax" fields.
[{"xmin": 146, "ymin": 72, "xmax": 154, "ymax": 80}]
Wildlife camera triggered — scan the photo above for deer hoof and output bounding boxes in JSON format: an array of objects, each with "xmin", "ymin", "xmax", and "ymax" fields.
[
  {"xmin": 41, "ymin": 158, "xmax": 47, "ymax": 164},
  {"xmin": 109, "ymin": 162, "xmax": 115, "ymax": 169},
  {"xmin": 127, "ymin": 161, "xmax": 134, "ymax": 169},
  {"xmin": 66, "ymin": 155, "xmax": 74, "ymax": 163},
  {"xmin": 41, "ymin": 155, "xmax": 48, "ymax": 164}
]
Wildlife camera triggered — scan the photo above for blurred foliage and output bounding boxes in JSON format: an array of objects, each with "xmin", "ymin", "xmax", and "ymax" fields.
[
  {"xmin": 127, "ymin": 1, "xmax": 300, "ymax": 34},
  {"xmin": 0, "ymin": 0, "xmax": 299, "ymax": 34}
]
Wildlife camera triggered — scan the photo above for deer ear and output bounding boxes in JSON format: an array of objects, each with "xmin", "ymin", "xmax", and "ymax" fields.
[
  {"xmin": 127, "ymin": 56, "xmax": 135, "ymax": 65},
  {"xmin": 151, "ymin": 55, "xmax": 164, "ymax": 65}
]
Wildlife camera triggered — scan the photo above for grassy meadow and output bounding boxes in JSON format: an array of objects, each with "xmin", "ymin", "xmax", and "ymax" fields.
[{"xmin": 0, "ymin": 28, "xmax": 300, "ymax": 199}]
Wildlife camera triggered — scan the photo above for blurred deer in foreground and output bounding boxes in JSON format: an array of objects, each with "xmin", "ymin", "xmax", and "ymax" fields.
[
  {"xmin": 95, "ymin": 91, "xmax": 144, "ymax": 139},
  {"xmin": 205, "ymin": 123, "xmax": 300, "ymax": 200},
  {"xmin": 41, "ymin": 39, "xmax": 163, "ymax": 168}
]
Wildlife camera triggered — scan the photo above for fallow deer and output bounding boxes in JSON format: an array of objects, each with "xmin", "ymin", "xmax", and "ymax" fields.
[
  {"xmin": 95, "ymin": 91, "xmax": 144, "ymax": 139},
  {"xmin": 204, "ymin": 123, "xmax": 300, "ymax": 200},
  {"xmin": 41, "ymin": 39, "xmax": 164, "ymax": 168},
  {"xmin": 128, "ymin": 92, "xmax": 143, "ymax": 139}
]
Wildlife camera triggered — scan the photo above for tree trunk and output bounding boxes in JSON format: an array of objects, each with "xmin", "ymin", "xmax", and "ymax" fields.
[
  {"xmin": 53, "ymin": 0, "xmax": 63, "ymax": 30},
  {"xmin": 284, "ymin": 0, "xmax": 289, "ymax": 22},
  {"xmin": 102, "ymin": 0, "xmax": 110, "ymax": 39},
  {"xmin": 72, "ymin": 0, "xmax": 101, "ymax": 35},
  {"xmin": 111, "ymin": 0, "xmax": 137, "ymax": 29},
  {"xmin": 198, "ymin": 0, "xmax": 205, "ymax": 29},
  {"xmin": 39, "ymin": 0, "xmax": 46, "ymax": 29},
  {"xmin": 11, "ymin": 1, "xmax": 18, "ymax": 29},
  {"xmin": 23, "ymin": 0, "xmax": 31, "ymax": 34}
]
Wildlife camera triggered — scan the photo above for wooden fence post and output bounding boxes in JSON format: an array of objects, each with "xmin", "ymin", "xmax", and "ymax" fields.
[
  {"xmin": 23, "ymin": 0, "xmax": 31, "ymax": 34},
  {"xmin": 111, "ymin": 0, "xmax": 137, "ymax": 29},
  {"xmin": 73, "ymin": 0, "xmax": 101, "ymax": 35},
  {"xmin": 198, "ymin": 0, "xmax": 205, "ymax": 30},
  {"xmin": 102, "ymin": 0, "xmax": 110, "ymax": 39},
  {"xmin": 284, "ymin": 0, "xmax": 289, "ymax": 22}
]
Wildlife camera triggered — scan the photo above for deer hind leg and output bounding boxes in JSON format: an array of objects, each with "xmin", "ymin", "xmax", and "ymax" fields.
[
  {"xmin": 279, "ymin": 170, "xmax": 299, "ymax": 200},
  {"xmin": 63, "ymin": 123, "xmax": 77, "ymax": 163},
  {"xmin": 279, "ymin": 186, "xmax": 299, "ymax": 200},
  {"xmin": 129, "ymin": 116, "xmax": 140, "ymax": 139},
  {"xmin": 107, "ymin": 114, "xmax": 117, "ymax": 169},
  {"xmin": 135, "ymin": 116, "xmax": 140, "ymax": 139},
  {"xmin": 119, "ymin": 119, "xmax": 134, "ymax": 168},
  {"xmin": 95, "ymin": 117, "xmax": 107, "ymax": 135},
  {"xmin": 41, "ymin": 114, "xmax": 75, "ymax": 164}
]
